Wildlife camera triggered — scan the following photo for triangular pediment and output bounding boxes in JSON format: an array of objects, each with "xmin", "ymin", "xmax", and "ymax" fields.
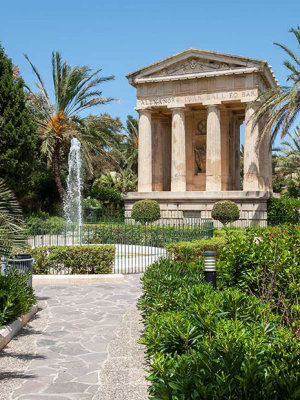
[
  {"xmin": 146, "ymin": 56, "xmax": 249, "ymax": 78},
  {"xmin": 127, "ymin": 48, "xmax": 277, "ymax": 87}
]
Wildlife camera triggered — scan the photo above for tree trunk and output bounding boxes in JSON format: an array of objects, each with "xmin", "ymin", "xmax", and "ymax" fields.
[{"xmin": 51, "ymin": 143, "xmax": 65, "ymax": 200}]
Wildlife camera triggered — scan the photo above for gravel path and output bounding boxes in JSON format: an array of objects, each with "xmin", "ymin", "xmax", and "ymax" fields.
[{"xmin": 0, "ymin": 275, "xmax": 148, "ymax": 400}]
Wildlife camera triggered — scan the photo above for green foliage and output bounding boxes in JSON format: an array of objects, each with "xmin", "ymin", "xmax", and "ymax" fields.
[
  {"xmin": 31, "ymin": 245, "xmax": 115, "ymax": 274},
  {"xmin": 166, "ymin": 236, "xmax": 226, "ymax": 262},
  {"xmin": 0, "ymin": 180, "xmax": 26, "ymax": 257},
  {"xmin": 211, "ymin": 200, "xmax": 240, "ymax": 226},
  {"xmin": 25, "ymin": 51, "xmax": 114, "ymax": 199},
  {"xmin": 82, "ymin": 197, "xmax": 101, "ymax": 208},
  {"xmin": 0, "ymin": 269, "xmax": 37, "ymax": 326},
  {"xmin": 138, "ymin": 259, "xmax": 204, "ymax": 317},
  {"xmin": 91, "ymin": 181, "xmax": 122, "ymax": 204},
  {"xmin": 218, "ymin": 226, "xmax": 300, "ymax": 334},
  {"xmin": 26, "ymin": 215, "xmax": 66, "ymax": 235},
  {"xmin": 253, "ymin": 27, "xmax": 300, "ymax": 142},
  {"xmin": 0, "ymin": 44, "xmax": 37, "ymax": 197},
  {"xmin": 138, "ymin": 260, "xmax": 300, "ymax": 399},
  {"xmin": 131, "ymin": 200, "xmax": 160, "ymax": 224},
  {"xmin": 267, "ymin": 196, "xmax": 300, "ymax": 225},
  {"xmin": 82, "ymin": 222, "xmax": 211, "ymax": 247}
]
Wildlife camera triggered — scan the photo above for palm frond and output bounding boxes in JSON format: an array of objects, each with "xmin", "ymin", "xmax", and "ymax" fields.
[{"xmin": 0, "ymin": 180, "xmax": 26, "ymax": 257}]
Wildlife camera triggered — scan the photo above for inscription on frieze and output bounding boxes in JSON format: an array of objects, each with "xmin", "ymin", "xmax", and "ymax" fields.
[{"xmin": 137, "ymin": 89, "xmax": 258, "ymax": 108}]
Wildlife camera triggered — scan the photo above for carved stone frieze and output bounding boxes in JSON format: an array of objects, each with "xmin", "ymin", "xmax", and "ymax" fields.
[{"xmin": 148, "ymin": 58, "xmax": 244, "ymax": 78}]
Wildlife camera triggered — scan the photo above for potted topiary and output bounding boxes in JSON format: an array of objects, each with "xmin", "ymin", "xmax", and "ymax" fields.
[
  {"xmin": 211, "ymin": 200, "xmax": 240, "ymax": 226},
  {"xmin": 131, "ymin": 200, "xmax": 161, "ymax": 224}
]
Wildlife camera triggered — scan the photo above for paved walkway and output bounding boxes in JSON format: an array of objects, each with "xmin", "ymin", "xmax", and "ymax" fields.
[{"xmin": 0, "ymin": 275, "xmax": 148, "ymax": 400}]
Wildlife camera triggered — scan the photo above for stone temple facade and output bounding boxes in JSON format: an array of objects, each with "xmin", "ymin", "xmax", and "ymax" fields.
[{"xmin": 124, "ymin": 48, "xmax": 278, "ymax": 225}]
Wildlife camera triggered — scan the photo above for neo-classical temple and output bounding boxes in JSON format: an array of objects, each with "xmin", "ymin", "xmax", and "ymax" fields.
[{"xmin": 124, "ymin": 48, "xmax": 278, "ymax": 224}]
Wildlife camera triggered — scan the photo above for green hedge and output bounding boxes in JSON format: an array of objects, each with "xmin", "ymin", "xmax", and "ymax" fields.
[
  {"xmin": 138, "ymin": 260, "xmax": 300, "ymax": 399},
  {"xmin": 82, "ymin": 222, "xmax": 213, "ymax": 247},
  {"xmin": 166, "ymin": 236, "xmax": 226, "ymax": 262},
  {"xmin": 31, "ymin": 245, "xmax": 115, "ymax": 274},
  {"xmin": 267, "ymin": 197, "xmax": 300, "ymax": 225},
  {"xmin": 0, "ymin": 270, "xmax": 37, "ymax": 326},
  {"xmin": 26, "ymin": 216, "xmax": 67, "ymax": 235},
  {"xmin": 219, "ymin": 225, "xmax": 300, "ymax": 334}
]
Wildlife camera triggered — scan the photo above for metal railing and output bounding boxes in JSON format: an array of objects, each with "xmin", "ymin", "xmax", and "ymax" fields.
[
  {"xmin": 26, "ymin": 219, "xmax": 214, "ymax": 274},
  {"xmin": 1, "ymin": 254, "xmax": 33, "ymax": 287}
]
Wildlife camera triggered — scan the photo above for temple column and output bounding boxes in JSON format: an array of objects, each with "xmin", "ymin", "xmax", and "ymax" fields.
[
  {"xmin": 138, "ymin": 110, "xmax": 152, "ymax": 192},
  {"xmin": 152, "ymin": 117, "xmax": 164, "ymax": 191},
  {"xmin": 243, "ymin": 103, "xmax": 260, "ymax": 191},
  {"xmin": 171, "ymin": 108, "xmax": 186, "ymax": 191},
  {"xmin": 234, "ymin": 117, "xmax": 242, "ymax": 190},
  {"xmin": 206, "ymin": 105, "xmax": 222, "ymax": 191}
]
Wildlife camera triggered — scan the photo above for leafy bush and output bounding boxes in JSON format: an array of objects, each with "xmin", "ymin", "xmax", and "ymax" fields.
[
  {"xmin": 131, "ymin": 199, "xmax": 160, "ymax": 223},
  {"xmin": 91, "ymin": 182, "xmax": 122, "ymax": 204},
  {"xmin": 0, "ymin": 269, "xmax": 37, "ymax": 326},
  {"xmin": 26, "ymin": 215, "xmax": 66, "ymax": 235},
  {"xmin": 267, "ymin": 196, "xmax": 300, "ymax": 225},
  {"xmin": 166, "ymin": 236, "xmax": 226, "ymax": 262},
  {"xmin": 82, "ymin": 222, "xmax": 211, "ymax": 247},
  {"xmin": 219, "ymin": 225, "xmax": 300, "ymax": 335},
  {"xmin": 211, "ymin": 200, "xmax": 240, "ymax": 226},
  {"xmin": 138, "ymin": 260, "xmax": 300, "ymax": 399},
  {"xmin": 31, "ymin": 245, "xmax": 115, "ymax": 274},
  {"xmin": 138, "ymin": 259, "xmax": 204, "ymax": 317},
  {"xmin": 82, "ymin": 197, "xmax": 101, "ymax": 208}
]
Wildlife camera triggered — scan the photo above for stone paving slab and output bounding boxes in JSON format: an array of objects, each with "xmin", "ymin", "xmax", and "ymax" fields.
[
  {"xmin": 0, "ymin": 275, "xmax": 148, "ymax": 400},
  {"xmin": 93, "ymin": 303, "xmax": 149, "ymax": 400}
]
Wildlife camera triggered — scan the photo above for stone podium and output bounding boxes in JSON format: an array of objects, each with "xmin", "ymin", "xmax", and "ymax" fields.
[{"xmin": 124, "ymin": 48, "xmax": 278, "ymax": 225}]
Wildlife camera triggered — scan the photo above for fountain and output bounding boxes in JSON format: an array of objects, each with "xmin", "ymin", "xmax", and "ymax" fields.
[{"xmin": 63, "ymin": 138, "xmax": 83, "ymax": 228}]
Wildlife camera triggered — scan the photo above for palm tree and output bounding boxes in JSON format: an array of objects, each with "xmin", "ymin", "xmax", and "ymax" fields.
[
  {"xmin": 0, "ymin": 180, "xmax": 25, "ymax": 257},
  {"xmin": 253, "ymin": 27, "xmax": 300, "ymax": 143},
  {"xmin": 275, "ymin": 127, "xmax": 300, "ymax": 179},
  {"xmin": 110, "ymin": 115, "xmax": 139, "ymax": 175},
  {"xmin": 25, "ymin": 52, "xmax": 114, "ymax": 199}
]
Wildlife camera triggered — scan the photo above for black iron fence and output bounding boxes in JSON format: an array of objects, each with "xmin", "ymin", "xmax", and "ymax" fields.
[
  {"xmin": 26, "ymin": 219, "xmax": 214, "ymax": 274},
  {"xmin": 1, "ymin": 254, "xmax": 33, "ymax": 287}
]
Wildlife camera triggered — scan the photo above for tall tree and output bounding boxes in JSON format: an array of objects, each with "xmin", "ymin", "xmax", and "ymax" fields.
[
  {"xmin": 0, "ymin": 44, "xmax": 37, "ymax": 197},
  {"xmin": 254, "ymin": 27, "xmax": 300, "ymax": 143},
  {"xmin": 25, "ymin": 52, "xmax": 114, "ymax": 200}
]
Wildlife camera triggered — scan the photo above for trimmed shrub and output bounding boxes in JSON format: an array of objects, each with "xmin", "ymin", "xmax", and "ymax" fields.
[
  {"xmin": 218, "ymin": 225, "xmax": 300, "ymax": 334},
  {"xmin": 267, "ymin": 196, "xmax": 300, "ymax": 225},
  {"xmin": 211, "ymin": 200, "xmax": 240, "ymax": 226},
  {"xmin": 138, "ymin": 260, "xmax": 300, "ymax": 400},
  {"xmin": 166, "ymin": 236, "xmax": 226, "ymax": 262},
  {"xmin": 26, "ymin": 215, "xmax": 66, "ymax": 235},
  {"xmin": 0, "ymin": 269, "xmax": 37, "ymax": 326},
  {"xmin": 31, "ymin": 245, "xmax": 115, "ymax": 274},
  {"xmin": 131, "ymin": 200, "xmax": 160, "ymax": 223},
  {"xmin": 82, "ymin": 222, "xmax": 211, "ymax": 247}
]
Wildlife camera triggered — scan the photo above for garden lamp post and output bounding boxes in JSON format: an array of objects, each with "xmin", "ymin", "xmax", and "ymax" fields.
[{"xmin": 204, "ymin": 251, "xmax": 217, "ymax": 289}]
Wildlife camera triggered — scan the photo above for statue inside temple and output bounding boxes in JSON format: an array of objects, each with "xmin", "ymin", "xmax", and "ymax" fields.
[{"xmin": 194, "ymin": 144, "xmax": 206, "ymax": 174}]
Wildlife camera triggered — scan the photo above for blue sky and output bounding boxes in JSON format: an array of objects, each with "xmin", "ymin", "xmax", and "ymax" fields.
[{"xmin": 1, "ymin": 0, "xmax": 300, "ymax": 145}]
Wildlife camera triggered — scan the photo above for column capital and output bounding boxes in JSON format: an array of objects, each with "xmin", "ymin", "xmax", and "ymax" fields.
[
  {"xmin": 170, "ymin": 106, "xmax": 185, "ymax": 112},
  {"xmin": 136, "ymin": 108, "xmax": 154, "ymax": 115},
  {"xmin": 206, "ymin": 104, "xmax": 227, "ymax": 112}
]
